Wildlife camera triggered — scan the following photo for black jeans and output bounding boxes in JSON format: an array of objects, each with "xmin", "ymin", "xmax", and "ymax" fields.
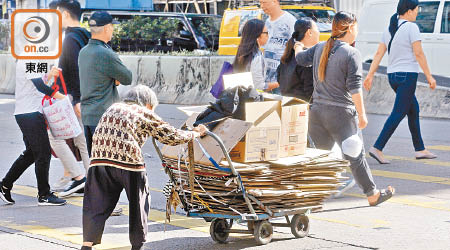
[
  {"xmin": 83, "ymin": 166, "xmax": 150, "ymax": 248},
  {"xmin": 84, "ymin": 125, "xmax": 97, "ymax": 157},
  {"xmin": 2, "ymin": 112, "xmax": 51, "ymax": 197}
]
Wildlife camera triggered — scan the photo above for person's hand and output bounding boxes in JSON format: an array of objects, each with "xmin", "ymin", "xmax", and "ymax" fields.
[
  {"xmin": 363, "ymin": 74, "xmax": 374, "ymax": 91},
  {"xmin": 193, "ymin": 124, "xmax": 208, "ymax": 137},
  {"xmin": 48, "ymin": 66, "xmax": 61, "ymax": 80},
  {"xmin": 266, "ymin": 82, "xmax": 279, "ymax": 91},
  {"xmin": 115, "ymin": 80, "xmax": 121, "ymax": 86},
  {"xmin": 74, "ymin": 103, "xmax": 81, "ymax": 118},
  {"xmin": 358, "ymin": 114, "xmax": 368, "ymax": 129},
  {"xmin": 427, "ymin": 75, "xmax": 436, "ymax": 90}
]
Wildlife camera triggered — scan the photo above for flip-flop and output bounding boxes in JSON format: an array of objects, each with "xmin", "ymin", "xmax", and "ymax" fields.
[
  {"xmin": 370, "ymin": 188, "xmax": 395, "ymax": 206},
  {"xmin": 369, "ymin": 152, "xmax": 390, "ymax": 164}
]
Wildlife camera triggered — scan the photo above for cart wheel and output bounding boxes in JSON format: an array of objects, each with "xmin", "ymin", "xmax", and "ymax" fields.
[
  {"xmin": 247, "ymin": 221, "xmax": 255, "ymax": 231},
  {"xmin": 254, "ymin": 220, "xmax": 273, "ymax": 245},
  {"xmin": 291, "ymin": 214, "xmax": 309, "ymax": 238},
  {"xmin": 210, "ymin": 219, "xmax": 230, "ymax": 244}
]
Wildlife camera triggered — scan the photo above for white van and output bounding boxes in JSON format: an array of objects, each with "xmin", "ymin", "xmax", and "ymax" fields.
[{"xmin": 357, "ymin": 0, "xmax": 450, "ymax": 77}]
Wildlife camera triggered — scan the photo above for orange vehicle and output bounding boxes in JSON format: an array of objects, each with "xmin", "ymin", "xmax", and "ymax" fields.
[{"xmin": 218, "ymin": 5, "xmax": 336, "ymax": 55}]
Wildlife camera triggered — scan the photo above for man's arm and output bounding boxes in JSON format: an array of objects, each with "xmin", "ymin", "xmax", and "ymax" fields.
[
  {"xmin": 58, "ymin": 37, "xmax": 83, "ymax": 104},
  {"xmin": 102, "ymin": 52, "xmax": 133, "ymax": 86}
]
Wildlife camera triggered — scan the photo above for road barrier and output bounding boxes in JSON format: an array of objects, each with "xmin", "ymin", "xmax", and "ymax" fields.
[{"xmin": 1, "ymin": 54, "xmax": 449, "ymax": 119}]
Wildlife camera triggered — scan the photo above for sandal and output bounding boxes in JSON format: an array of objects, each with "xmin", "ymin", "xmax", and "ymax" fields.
[{"xmin": 369, "ymin": 188, "xmax": 395, "ymax": 206}]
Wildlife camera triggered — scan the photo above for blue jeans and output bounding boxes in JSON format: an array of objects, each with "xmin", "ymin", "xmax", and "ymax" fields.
[
  {"xmin": 84, "ymin": 125, "xmax": 97, "ymax": 157},
  {"xmin": 374, "ymin": 72, "xmax": 425, "ymax": 152}
]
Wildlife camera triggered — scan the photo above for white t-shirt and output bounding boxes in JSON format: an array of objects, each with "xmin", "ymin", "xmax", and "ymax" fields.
[
  {"xmin": 264, "ymin": 11, "xmax": 296, "ymax": 85},
  {"xmin": 381, "ymin": 19, "xmax": 421, "ymax": 73},
  {"xmin": 14, "ymin": 60, "xmax": 57, "ymax": 115}
]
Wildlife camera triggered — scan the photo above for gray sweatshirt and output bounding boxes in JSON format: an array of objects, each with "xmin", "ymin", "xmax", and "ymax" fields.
[{"xmin": 295, "ymin": 40, "xmax": 362, "ymax": 108}]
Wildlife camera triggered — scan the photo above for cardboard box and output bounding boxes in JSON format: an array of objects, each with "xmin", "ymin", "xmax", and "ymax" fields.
[
  {"xmin": 279, "ymin": 97, "xmax": 309, "ymax": 157},
  {"xmin": 230, "ymin": 101, "xmax": 281, "ymax": 162},
  {"xmin": 161, "ymin": 116, "xmax": 253, "ymax": 166}
]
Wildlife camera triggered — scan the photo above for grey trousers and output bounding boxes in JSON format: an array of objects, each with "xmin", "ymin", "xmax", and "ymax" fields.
[
  {"xmin": 309, "ymin": 103, "xmax": 378, "ymax": 197},
  {"xmin": 83, "ymin": 166, "xmax": 150, "ymax": 247}
]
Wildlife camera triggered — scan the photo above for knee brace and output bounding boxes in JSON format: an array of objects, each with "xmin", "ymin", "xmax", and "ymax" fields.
[{"xmin": 342, "ymin": 134, "xmax": 363, "ymax": 158}]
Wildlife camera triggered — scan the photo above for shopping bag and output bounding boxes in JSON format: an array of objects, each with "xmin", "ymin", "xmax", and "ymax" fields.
[
  {"xmin": 210, "ymin": 61, "xmax": 233, "ymax": 99},
  {"xmin": 42, "ymin": 71, "xmax": 82, "ymax": 140}
]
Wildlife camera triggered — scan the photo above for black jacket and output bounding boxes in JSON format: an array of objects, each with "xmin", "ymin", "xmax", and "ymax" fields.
[
  {"xmin": 57, "ymin": 27, "xmax": 91, "ymax": 105},
  {"xmin": 277, "ymin": 53, "xmax": 314, "ymax": 102}
]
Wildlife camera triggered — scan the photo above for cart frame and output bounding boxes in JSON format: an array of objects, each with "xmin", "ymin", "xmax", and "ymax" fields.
[{"xmin": 152, "ymin": 131, "xmax": 313, "ymax": 245}]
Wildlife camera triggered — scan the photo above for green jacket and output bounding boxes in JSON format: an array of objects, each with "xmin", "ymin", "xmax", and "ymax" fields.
[{"xmin": 78, "ymin": 39, "xmax": 132, "ymax": 126}]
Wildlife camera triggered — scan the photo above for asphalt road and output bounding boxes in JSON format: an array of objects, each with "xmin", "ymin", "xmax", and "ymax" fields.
[{"xmin": 0, "ymin": 94, "xmax": 449, "ymax": 250}]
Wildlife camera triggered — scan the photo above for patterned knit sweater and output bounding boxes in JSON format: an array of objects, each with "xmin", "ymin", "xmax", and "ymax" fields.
[{"xmin": 90, "ymin": 102, "xmax": 196, "ymax": 171}]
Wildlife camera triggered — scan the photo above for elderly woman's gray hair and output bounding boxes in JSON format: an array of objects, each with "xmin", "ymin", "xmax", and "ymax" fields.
[{"xmin": 122, "ymin": 85, "xmax": 159, "ymax": 108}]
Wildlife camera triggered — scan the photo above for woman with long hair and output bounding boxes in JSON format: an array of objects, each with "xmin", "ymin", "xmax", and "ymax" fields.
[
  {"xmin": 364, "ymin": 0, "xmax": 437, "ymax": 164},
  {"xmin": 277, "ymin": 17, "xmax": 320, "ymax": 101},
  {"xmin": 233, "ymin": 19, "xmax": 269, "ymax": 91},
  {"xmin": 295, "ymin": 12, "xmax": 395, "ymax": 206}
]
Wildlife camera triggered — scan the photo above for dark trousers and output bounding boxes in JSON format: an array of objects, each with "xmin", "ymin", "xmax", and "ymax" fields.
[
  {"xmin": 84, "ymin": 125, "xmax": 97, "ymax": 157},
  {"xmin": 83, "ymin": 166, "xmax": 150, "ymax": 247},
  {"xmin": 2, "ymin": 112, "xmax": 51, "ymax": 197},
  {"xmin": 309, "ymin": 104, "xmax": 378, "ymax": 197},
  {"xmin": 374, "ymin": 72, "xmax": 425, "ymax": 152}
]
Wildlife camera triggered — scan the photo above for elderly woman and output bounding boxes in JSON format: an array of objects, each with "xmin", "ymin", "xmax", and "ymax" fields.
[{"xmin": 81, "ymin": 85, "xmax": 207, "ymax": 250}]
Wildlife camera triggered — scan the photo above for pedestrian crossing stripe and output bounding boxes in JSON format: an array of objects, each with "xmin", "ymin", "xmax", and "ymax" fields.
[{"xmin": 427, "ymin": 145, "xmax": 450, "ymax": 151}]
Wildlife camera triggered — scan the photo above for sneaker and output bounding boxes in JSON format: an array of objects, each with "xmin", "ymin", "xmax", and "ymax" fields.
[
  {"xmin": 52, "ymin": 176, "xmax": 72, "ymax": 192},
  {"xmin": 0, "ymin": 182, "xmax": 15, "ymax": 205},
  {"xmin": 111, "ymin": 206, "xmax": 123, "ymax": 216},
  {"xmin": 58, "ymin": 177, "xmax": 86, "ymax": 197},
  {"xmin": 333, "ymin": 179, "xmax": 356, "ymax": 198},
  {"xmin": 38, "ymin": 192, "xmax": 67, "ymax": 206},
  {"xmin": 71, "ymin": 188, "xmax": 85, "ymax": 197}
]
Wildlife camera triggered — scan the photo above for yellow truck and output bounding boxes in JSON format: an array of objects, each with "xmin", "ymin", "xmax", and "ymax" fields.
[{"xmin": 218, "ymin": 5, "xmax": 336, "ymax": 55}]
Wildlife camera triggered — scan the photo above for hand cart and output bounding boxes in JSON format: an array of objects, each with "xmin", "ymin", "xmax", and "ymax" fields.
[{"xmin": 152, "ymin": 131, "xmax": 314, "ymax": 245}]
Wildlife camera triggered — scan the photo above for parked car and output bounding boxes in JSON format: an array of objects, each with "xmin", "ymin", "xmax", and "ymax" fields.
[
  {"xmin": 357, "ymin": 0, "xmax": 450, "ymax": 77},
  {"xmin": 218, "ymin": 5, "xmax": 336, "ymax": 55},
  {"xmin": 81, "ymin": 11, "xmax": 221, "ymax": 52}
]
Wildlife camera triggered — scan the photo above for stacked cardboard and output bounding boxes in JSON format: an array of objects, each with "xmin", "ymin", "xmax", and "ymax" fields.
[{"xmin": 162, "ymin": 148, "xmax": 348, "ymax": 215}]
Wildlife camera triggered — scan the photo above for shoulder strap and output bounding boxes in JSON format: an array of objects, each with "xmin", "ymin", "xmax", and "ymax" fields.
[{"xmin": 388, "ymin": 21, "xmax": 408, "ymax": 54}]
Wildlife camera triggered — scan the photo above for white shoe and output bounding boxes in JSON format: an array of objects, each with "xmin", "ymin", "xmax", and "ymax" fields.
[{"xmin": 52, "ymin": 176, "xmax": 72, "ymax": 192}]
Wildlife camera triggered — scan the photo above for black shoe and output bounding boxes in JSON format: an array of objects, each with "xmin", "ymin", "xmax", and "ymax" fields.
[
  {"xmin": 71, "ymin": 187, "xmax": 85, "ymax": 197},
  {"xmin": 0, "ymin": 182, "xmax": 15, "ymax": 205},
  {"xmin": 131, "ymin": 245, "xmax": 144, "ymax": 250},
  {"xmin": 38, "ymin": 192, "xmax": 67, "ymax": 206},
  {"xmin": 80, "ymin": 246, "xmax": 92, "ymax": 250},
  {"xmin": 59, "ymin": 177, "xmax": 86, "ymax": 197}
]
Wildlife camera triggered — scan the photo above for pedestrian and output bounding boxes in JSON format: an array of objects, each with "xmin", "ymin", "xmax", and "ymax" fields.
[
  {"xmin": 0, "ymin": 62, "xmax": 67, "ymax": 206},
  {"xmin": 78, "ymin": 11, "xmax": 131, "ymax": 215},
  {"xmin": 232, "ymin": 19, "xmax": 268, "ymax": 91},
  {"xmin": 47, "ymin": 0, "xmax": 91, "ymax": 197},
  {"xmin": 79, "ymin": 11, "xmax": 131, "ymax": 155},
  {"xmin": 363, "ymin": 0, "xmax": 437, "ymax": 164},
  {"xmin": 278, "ymin": 17, "xmax": 319, "ymax": 101},
  {"xmin": 259, "ymin": 0, "xmax": 297, "ymax": 93},
  {"xmin": 295, "ymin": 11, "xmax": 395, "ymax": 206},
  {"xmin": 81, "ymin": 85, "xmax": 207, "ymax": 250}
]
